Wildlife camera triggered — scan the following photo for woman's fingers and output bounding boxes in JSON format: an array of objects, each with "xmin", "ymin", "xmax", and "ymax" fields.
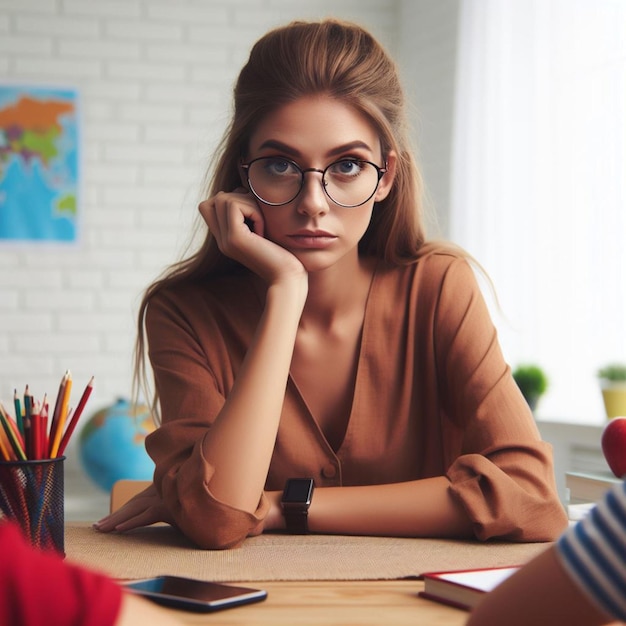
[
  {"xmin": 199, "ymin": 190, "xmax": 264, "ymax": 248},
  {"xmin": 93, "ymin": 484, "xmax": 174, "ymax": 532},
  {"xmin": 110, "ymin": 507, "xmax": 172, "ymax": 532},
  {"xmin": 198, "ymin": 190, "xmax": 305, "ymax": 283}
]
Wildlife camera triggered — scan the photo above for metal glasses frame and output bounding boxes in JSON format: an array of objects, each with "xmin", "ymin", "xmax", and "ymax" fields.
[{"xmin": 240, "ymin": 157, "xmax": 387, "ymax": 208}]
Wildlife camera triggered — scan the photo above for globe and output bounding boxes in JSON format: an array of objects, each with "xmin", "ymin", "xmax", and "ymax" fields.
[{"xmin": 78, "ymin": 398, "xmax": 156, "ymax": 492}]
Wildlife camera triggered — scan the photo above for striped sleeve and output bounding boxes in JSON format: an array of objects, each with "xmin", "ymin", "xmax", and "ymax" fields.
[{"xmin": 556, "ymin": 479, "xmax": 626, "ymax": 621}]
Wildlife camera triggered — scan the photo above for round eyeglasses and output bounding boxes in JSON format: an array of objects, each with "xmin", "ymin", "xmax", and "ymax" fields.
[{"xmin": 240, "ymin": 157, "xmax": 387, "ymax": 208}]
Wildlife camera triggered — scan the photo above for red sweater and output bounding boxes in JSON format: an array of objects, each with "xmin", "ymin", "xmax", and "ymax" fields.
[{"xmin": 0, "ymin": 522, "xmax": 122, "ymax": 626}]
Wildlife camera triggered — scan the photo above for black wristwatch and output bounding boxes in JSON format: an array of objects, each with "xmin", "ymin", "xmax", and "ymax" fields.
[{"xmin": 281, "ymin": 478, "xmax": 315, "ymax": 534}]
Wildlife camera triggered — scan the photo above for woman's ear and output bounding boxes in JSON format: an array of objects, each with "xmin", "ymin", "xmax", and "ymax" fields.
[{"xmin": 374, "ymin": 151, "xmax": 397, "ymax": 202}]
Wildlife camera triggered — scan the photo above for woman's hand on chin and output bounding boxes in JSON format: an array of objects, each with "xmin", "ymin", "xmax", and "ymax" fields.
[
  {"xmin": 93, "ymin": 483, "xmax": 175, "ymax": 533},
  {"xmin": 199, "ymin": 190, "xmax": 306, "ymax": 285}
]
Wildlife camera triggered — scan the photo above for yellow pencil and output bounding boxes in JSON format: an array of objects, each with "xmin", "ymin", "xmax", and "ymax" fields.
[
  {"xmin": 50, "ymin": 371, "xmax": 72, "ymax": 458},
  {"xmin": 0, "ymin": 424, "xmax": 13, "ymax": 461},
  {"xmin": 47, "ymin": 371, "xmax": 69, "ymax": 458}
]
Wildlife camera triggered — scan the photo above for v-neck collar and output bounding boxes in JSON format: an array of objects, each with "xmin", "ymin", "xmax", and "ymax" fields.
[{"xmin": 287, "ymin": 262, "xmax": 380, "ymax": 455}]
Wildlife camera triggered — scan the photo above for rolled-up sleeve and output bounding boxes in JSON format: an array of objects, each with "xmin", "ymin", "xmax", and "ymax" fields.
[
  {"xmin": 144, "ymin": 285, "xmax": 269, "ymax": 549},
  {"xmin": 147, "ymin": 423, "xmax": 269, "ymax": 549},
  {"xmin": 433, "ymin": 256, "xmax": 567, "ymax": 541}
]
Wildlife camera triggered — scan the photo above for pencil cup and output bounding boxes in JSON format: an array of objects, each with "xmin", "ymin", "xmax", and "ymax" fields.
[{"xmin": 0, "ymin": 457, "xmax": 65, "ymax": 556}]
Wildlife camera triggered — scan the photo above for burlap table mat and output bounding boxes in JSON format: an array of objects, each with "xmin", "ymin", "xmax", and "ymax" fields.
[{"xmin": 65, "ymin": 523, "xmax": 549, "ymax": 581}]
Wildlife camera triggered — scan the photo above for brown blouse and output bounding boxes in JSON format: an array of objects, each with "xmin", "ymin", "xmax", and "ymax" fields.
[{"xmin": 145, "ymin": 248, "xmax": 567, "ymax": 549}]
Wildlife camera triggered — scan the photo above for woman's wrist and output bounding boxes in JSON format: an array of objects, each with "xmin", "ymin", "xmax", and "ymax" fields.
[
  {"xmin": 263, "ymin": 490, "xmax": 285, "ymax": 532},
  {"xmin": 266, "ymin": 273, "xmax": 309, "ymax": 313}
]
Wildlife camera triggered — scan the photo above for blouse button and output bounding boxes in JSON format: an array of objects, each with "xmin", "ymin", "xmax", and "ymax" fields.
[{"xmin": 321, "ymin": 464, "xmax": 337, "ymax": 479}]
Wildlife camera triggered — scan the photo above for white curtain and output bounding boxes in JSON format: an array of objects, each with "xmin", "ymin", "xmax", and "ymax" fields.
[{"xmin": 451, "ymin": 0, "xmax": 626, "ymax": 422}]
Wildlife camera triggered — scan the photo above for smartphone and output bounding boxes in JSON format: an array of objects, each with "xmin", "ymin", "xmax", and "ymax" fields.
[{"xmin": 123, "ymin": 575, "xmax": 267, "ymax": 612}]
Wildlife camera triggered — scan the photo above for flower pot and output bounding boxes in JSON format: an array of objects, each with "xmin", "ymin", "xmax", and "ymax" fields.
[
  {"xmin": 524, "ymin": 394, "xmax": 540, "ymax": 413},
  {"xmin": 600, "ymin": 381, "xmax": 626, "ymax": 419}
]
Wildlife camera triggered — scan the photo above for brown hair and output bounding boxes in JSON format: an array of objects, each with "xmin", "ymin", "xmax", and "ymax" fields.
[{"xmin": 134, "ymin": 19, "xmax": 430, "ymax": 415}]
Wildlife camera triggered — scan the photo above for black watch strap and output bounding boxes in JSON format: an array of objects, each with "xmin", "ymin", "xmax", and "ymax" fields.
[
  {"xmin": 282, "ymin": 507, "xmax": 310, "ymax": 534},
  {"xmin": 281, "ymin": 478, "xmax": 315, "ymax": 534}
]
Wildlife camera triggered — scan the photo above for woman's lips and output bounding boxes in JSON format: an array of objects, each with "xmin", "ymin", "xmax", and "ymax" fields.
[{"xmin": 287, "ymin": 231, "xmax": 337, "ymax": 249}]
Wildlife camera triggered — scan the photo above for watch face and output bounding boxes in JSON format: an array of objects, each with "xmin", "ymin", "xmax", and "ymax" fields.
[{"xmin": 282, "ymin": 479, "xmax": 314, "ymax": 504}]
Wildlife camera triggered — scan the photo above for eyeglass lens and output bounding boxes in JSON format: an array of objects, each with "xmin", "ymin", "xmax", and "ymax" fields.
[{"xmin": 246, "ymin": 157, "xmax": 383, "ymax": 207}]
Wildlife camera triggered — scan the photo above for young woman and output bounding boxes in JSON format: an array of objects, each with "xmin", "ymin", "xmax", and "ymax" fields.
[{"xmin": 95, "ymin": 19, "xmax": 567, "ymax": 549}]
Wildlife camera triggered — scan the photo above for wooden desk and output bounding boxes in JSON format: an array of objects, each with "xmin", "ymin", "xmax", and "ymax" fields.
[
  {"xmin": 149, "ymin": 580, "xmax": 465, "ymax": 625},
  {"xmin": 66, "ymin": 524, "xmax": 548, "ymax": 626}
]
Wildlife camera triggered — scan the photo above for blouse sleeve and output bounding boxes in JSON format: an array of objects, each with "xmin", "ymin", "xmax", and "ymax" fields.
[
  {"xmin": 144, "ymin": 289, "xmax": 269, "ymax": 550},
  {"xmin": 555, "ymin": 480, "xmax": 626, "ymax": 621},
  {"xmin": 433, "ymin": 256, "xmax": 568, "ymax": 541}
]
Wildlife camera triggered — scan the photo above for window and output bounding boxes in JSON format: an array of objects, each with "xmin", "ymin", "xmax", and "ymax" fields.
[{"xmin": 451, "ymin": 0, "xmax": 626, "ymax": 422}]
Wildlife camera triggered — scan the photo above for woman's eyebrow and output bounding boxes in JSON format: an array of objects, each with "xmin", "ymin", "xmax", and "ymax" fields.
[
  {"xmin": 257, "ymin": 139, "xmax": 300, "ymax": 156},
  {"xmin": 326, "ymin": 141, "xmax": 373, "ymax": 157},
  {"xmin": 256, "ymin": 139, "xmax": 374, "ymax": 158}
]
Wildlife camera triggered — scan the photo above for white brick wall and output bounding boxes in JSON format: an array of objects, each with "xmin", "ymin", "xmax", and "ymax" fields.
[{"xmin": 0, "ymin": 0, "xmax": 457, "ymax": 435}]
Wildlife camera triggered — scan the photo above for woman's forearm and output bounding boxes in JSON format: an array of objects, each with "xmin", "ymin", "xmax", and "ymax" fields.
[
  {"xmin": 267, "ymin": 477, "xmax": 474, "ymax": 538},
  {"xmin": 201, "ymin": 277, "xmax": 307, "ymax": 512}
]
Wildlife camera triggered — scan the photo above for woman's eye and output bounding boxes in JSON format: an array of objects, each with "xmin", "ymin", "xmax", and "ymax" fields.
[
  {"xmin": 265, "ymin": 159, "xmax": 297, "ymax": 175},
  {"xmin": 331, "ymin": 160, "xmax": 363, "ymax": 176}
]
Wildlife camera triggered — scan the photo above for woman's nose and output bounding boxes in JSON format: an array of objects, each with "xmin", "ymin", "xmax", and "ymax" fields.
[{"xmin": 296, "ymin": 170, "xmax": 329, "ymax": 217}]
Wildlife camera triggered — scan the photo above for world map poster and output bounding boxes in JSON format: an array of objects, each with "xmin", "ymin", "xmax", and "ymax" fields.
[{"xmin": 0, "ymin": 85, "xmax": 80, "ymax": 242}]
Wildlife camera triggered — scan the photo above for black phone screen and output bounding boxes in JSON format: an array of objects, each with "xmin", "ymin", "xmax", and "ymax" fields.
[{"xmin": 124, "ymin": 576, "xmax": 267, "ymax": 612}]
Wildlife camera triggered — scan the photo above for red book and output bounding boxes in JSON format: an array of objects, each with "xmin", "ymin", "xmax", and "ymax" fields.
[{"xmin": 419, "ymin": 566, "xmax": 519, "ymax": 611}]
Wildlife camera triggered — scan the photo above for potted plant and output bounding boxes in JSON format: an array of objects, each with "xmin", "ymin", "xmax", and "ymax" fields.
[
  {"xmin": 512, "ymin": 364, "xmax": 548, "ymax": 412},
  {"xmin": 597, "ymin": 363, "xmax": 626, "ymax": 419}
]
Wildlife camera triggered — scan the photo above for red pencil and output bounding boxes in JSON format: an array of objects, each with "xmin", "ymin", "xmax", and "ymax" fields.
[
  {"xmin": 30, "ymin": 399, "xmax": 40, "ymax": 460},
  {"xmin": 57, "ymin": 376, "xmax": 94, "ymax": 457}
]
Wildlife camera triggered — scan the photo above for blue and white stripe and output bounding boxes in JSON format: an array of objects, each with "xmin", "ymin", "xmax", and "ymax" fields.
[{"xmin": 556, "ymin": 479, "xmax": 626, "ymax": 621}]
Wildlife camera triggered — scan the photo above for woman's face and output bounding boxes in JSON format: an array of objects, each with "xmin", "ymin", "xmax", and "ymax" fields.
[{"xmin": 244, "ymin": 95, "xmax": 396, "ymax": 273}]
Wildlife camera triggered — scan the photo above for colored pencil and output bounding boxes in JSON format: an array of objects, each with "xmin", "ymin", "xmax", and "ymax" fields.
[
  {"xmin": 13, "ymin": 390, "xmax": 23, "ymax": 436},
  {"xmin": 23, "ymin": 387, "xmax": 33, "ymax": 459},
  {"xmin": 58, "ymin": 376, "xmax": 94, "ymax": 457},
  {"xmin": 0, "ymin": 425, "xmax": 13, "ymax": 461},
  {"xmin": 47, "ymin": 371, "xmax": 69, "ymax": 458},
  {"xmin": 38, "ymin": 395, "xmax": 48, "ymax": 460},
  {"xmin": 30, "ymin": 400, "xmax": 41, "ymax": 460},
  {"xmin": 1, "ymin": 372, "xmax": 93, "ymax": 461},
  {"xmin": 0, "ymin": 403, "xmax": 26, "ymax": 461},
  {"xmin": 49, "ymin": 373, "xmax": 72, "ymax": 458},
  {"xmin": 4, "ymin": 412, "xmax": 25, "ymax": 452}
]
